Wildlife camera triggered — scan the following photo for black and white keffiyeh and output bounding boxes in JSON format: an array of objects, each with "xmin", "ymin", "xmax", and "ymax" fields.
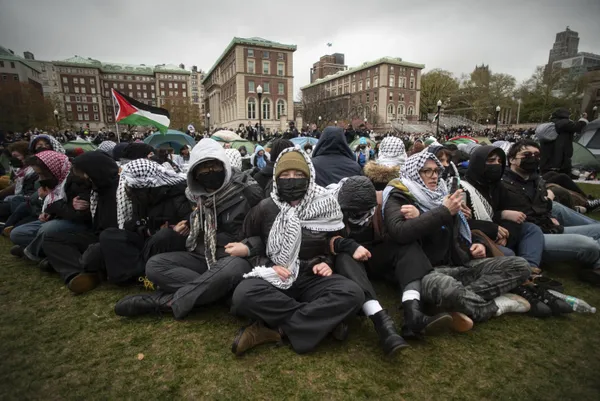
[
  {"xmin": 30, "ymin": 134, "xmax": 66, "ymax": 154},
  {"xmin": 244, "ymin": 147, "xmax": 345, "ymax": 290},
  {"xmin": 116, "ymin": 158, "xmax": 186, "ymax": 229},
  {"xmin": 98, "ymin": 141, "xmax": 117, "ymax": 155},
  {"xmin": 376, "ymin": 136, "xmax": 406, "ymax": 167},
  {"xmin": 460, "ymin": 181, "xmax": 494, "ymax": 221},
  {"xmin": 224, "ymin": 148, "xmax": 242, "ymax": 170}
]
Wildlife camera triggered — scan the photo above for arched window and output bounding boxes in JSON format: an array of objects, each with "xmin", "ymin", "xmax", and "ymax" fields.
[
  {"xmin": 372, "ymin": 104, "xmax": 378, "ymax": 115},
  {"xmin": 398, "ymin": 104, "xmax": 405, "ymax": 115},
  {"xmin": 277, "ymin": 99, "xmax": 286, "ymax": 119},
  {"xmin": 262, "ymin": 98, "xmax": 271, "ymax": 120},
  {"xmin": 247, "ymin": 97, "xmax": 256, "ymax": 119},
  {"xmin": 407, "ymin": 106, "xmax": 414, "ymax": 115},
  {"xmin": 387, "ymin": 104, "xmax": 395, "ymax": 116}
]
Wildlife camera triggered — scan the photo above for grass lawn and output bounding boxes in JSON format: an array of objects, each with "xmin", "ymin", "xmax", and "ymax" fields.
[{"xmin": 1, "ymin": 187, "xmax": 599, "ymax": 400}]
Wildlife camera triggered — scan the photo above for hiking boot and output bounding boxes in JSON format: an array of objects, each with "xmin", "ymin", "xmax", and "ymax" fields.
[
  {"xmin": 38, "ymin": 259, "xmax": 53, "ymax": 273},
  {"xmin": 578, "ymin": 269, "xmax": 600, "ymax": 287},
  {"xmin": 231, "ymin": 321, "xmax": 281, "ymax": 356},
  {"xmin": 494, "ymin": 294, "xmax": 531, "ymax": 316},
  {"xmin": 331, "ymin": 321, "xmax": 349, "ymax": 341},
  {"xmin": 401, "ymin": 299, "xmax": 453, "ymax": 340},
  {"xmin": 449, "ymin": 312, "xmax": 474, "ymax": 333},
  {"xmin": 531, "ymin": 286, "xmax": 573, "ymax": 315},
  {"xmin": 10, "ymin": 245, "xmax": 24, "ymax": 258},
  {"xmin": 510, "ymin": 285, "xmax": 552, "ymax": 318},
  {"xmin": 114, "ymin": 292, "xmax": 173, "ymax": 317},
  {"xmin": 369, "ymin": 310, "xmax": 409, "ymax": 356},
  {"xmin": 67, "ymin": 273, "xmax": 100, "ymax": 294}
]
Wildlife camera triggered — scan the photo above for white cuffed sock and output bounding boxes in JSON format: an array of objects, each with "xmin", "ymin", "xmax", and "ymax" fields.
[
  {"xmin": 362, "ymin": 300, "xmax": 383, "ymax": 316},
  {"xmin": 402, "ymin": 290, "xmax": 421, "ymax": 303}
]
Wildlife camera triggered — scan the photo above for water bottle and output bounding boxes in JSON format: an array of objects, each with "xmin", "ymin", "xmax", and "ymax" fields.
[{"xmin": 548, "ymin": 290, "xmax": 596, "ymax": 314}]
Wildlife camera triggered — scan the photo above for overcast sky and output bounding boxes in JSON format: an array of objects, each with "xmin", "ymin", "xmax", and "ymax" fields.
[{"xmin": 1, "ymin": 0, "xmax": 599, "ymax": 99}]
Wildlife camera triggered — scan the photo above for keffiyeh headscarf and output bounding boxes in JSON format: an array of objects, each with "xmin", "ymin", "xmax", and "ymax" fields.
[
  {"xmin": 383, "ymin": 151, "xmax": 471, "ymax": 244},
  {"xmin": 376, "ymin": 136, "xmax": 407, "ymax": 167},
  {"xmin": 14, "ymin": 165, "xmax": 36, "ymax": 196},
  {"xmin": 116, "ymin": 158, "xmax": 186, "ymax": 229},
  {"xmin": 224, "ymin": 148, "xmax": 242, "ymax": 170},
  {"xmin": 30, "ymin": 134, "xmax": 66, "ymax": 154},
  {"xmin": 244, "ymin": 147, "xmax": 345, "ymax": 290},
  {"xmin": 98, "ymin": 141, "xmax": 117, "ymax": 156},
  {"xmin": 35, "ymin": 150, "xmax": 71, "ymax": 212}
]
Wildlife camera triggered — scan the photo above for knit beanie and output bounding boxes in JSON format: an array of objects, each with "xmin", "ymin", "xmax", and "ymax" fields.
[{"xmin": 274, "ymin": 151, "xmax": 310, "ymax": 179}]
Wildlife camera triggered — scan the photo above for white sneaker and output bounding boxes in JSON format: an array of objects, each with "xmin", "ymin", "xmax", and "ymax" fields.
[{"xmin": 494, "ymin": 294, "xmax": 531, "ymax": 316}]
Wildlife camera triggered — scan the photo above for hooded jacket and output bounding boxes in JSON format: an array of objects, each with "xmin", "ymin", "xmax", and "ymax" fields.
[
  {"xmin": 311, "ymin": 127, "xmax": 363, "ymax": 187},
  {"xmin": 72, "ymin": 151, "xmax": 119, "ymax": 232},
  {"xmin": 540, "ymin": 108, "xmax": 575, "ymax": 174},
  {"xmin": 187, "ymin": 139, "xmax": 263, "ymax": 258}
]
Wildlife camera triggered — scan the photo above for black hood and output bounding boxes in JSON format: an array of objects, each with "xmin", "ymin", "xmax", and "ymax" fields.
[
  {"xmin": 73, "ymin": 151, "xmax": 119, "ymax": 191},
  {"xmin": 123, "ymin": 143, "xmax": 155, "ymax": 160},
  {"xmin": 337, "ymin": 176, "xmax": 377, "ymax": 213},
  {"xmin": 466, "ymin": 145, "xmax": 506, "ymax": 188},
  {"xmin": 551, "ymin": 108, "xmax": 570, "ymax": 120},
  {"xmin": 112, "ymin": 142, "xmax": 129, "ymax": 161},
  {"xmin": 312, "ymin": 127, "xmax": 355, "ymax": 160}
]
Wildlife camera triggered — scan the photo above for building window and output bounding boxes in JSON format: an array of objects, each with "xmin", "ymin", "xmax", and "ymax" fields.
[
  {"xmin": 262, "ymin": 98, "xmax": 271, "ymax": 119},
  {"xmin": 62, "ymin": 77, "xmax": 68, "ymax": 83},
  {"xmin": 160, "ymin": 82, "xmax": 164, "ymax": 88},
  {"xmin": 398, "ymin": 104, "xmax": 405, "ymax": 115},
  {"xmin": 352, "ymin": 83, "xmax": 356, "ymax": 92},
  {"xmin": 77, "ymin": 105, "xmax": 82, "ymax": 112},
  {"xmin": 366, "ymin": 79, "xmax": 371, "ymax": 89},
  {"xmin": 247, "ymin": 97, "xmax": 256, "ymax": 119},
  {"xmin": 151, "ymin": 85, "xmax": 155, "ymax": 90},
  {"xmin": 91, "ymin": 88, "xmax": 96, "ymax": 94},
  {"xmin": 277, "ymin": 62, "xmax": 284, "ymax": 76},
  {"xmin": 136, "ymin": 84, "xmax": 140, "ymax": 90},
  {"xmin": 174, "ymin": 83, "xmax": 178, "ymax": 89},
  {"xmin": 410, "ymin": 79, "xmax": 415, "ymax": 89},
  {"xmin": 263, "ymin": 82, "xmax": 270, "ymax": 93},
  {"xmin": 387, "ymin": 104, "xmax": 395, "ymax": 116},
  {"xmin": 247, "ymin": 60, "xmax": 255, "ymax": 74},
  {"xmin": 278, "ymin": 83, "xmax": 284, "ymax": 95},
  {"xmin": 94, "ymin": 114, "xmax": 99, "ymax": 121},
  {"xmin": 92, "ymin": 97, "xmax": 97, "ymax": 103},
  {"xmin": 74, "ymin": 87, "xmax": 80, "ymax": 93},
  {"xmin": 78, "ymin": 113, "xmax": 83, "ymax": 120},
  {"xmin": 248, "ymin": 49, "xmax": 254, "ymax": 57},
  {"xmin": 64, "ymin": 86, "xmax": 69, "ymax": 93},
  {"xmin": 183, "ymin": 92, "xmax": 187, "ymax": 98},
  {"xmin": 143, "ymin": 92, "xmax": 147, "ymax": 99},
  {"xmin": 358, "ymin": 81, "xmax": 363, "ymax": 91},
  {"xmin": 93, "ymin": 105, "xmax": 98, "ymax": 112},
  {"xmin": 83, "ymin": 105, "xmax": 88, "ymax": 112},
  {"xmin": 84, "ymin": 113, "xmax": 89, "ymax": 120},
  {"xmin": 366, "ymin": 93, "xmax": 370, "ymax": 102},
  {"xmin": 152, "ymin": 93, "xmax": 155, "ymax": 99},
  {"xmin": 373, "ymin": 104, "xmax": 378, "ymax": 115},
  {"xmin": 105, "ymin": 91, "xmax": 109, "ymax": 97},
  {"xmin": 90, "ymin": 79, "xmax": 95, "ymax": 85},
  {"xmin": 182, "ymin": 83, "xmax": 186, "ymax": 89},
  {"xmin": 262, "ymin": 61, "xmax": 270, "ymax": 75},
  {"xmin": 120, "ymin": 83, "xmax": 124, "ymax": 89},
  {"xmin": 169, "ymin": 91, "xmax": 173, "ymax": 96},
  {"xmin": 263, "ymin": 51, "xmax": 269, "ymax": 59},
  {"xmin": 399, "ymin": 93, "xmax": 405, "ymax": 101},
  {"xmin": 129, "ymin": 92, "xmax": 133, "ymax": 97},
  {"xmin": 73, "ymin": 77, "xmax": 79, "ymax": 84},
  {"xmin": 277, "ymin": 99, "xmax": 285, "ymax": 119},
  {"xmin": 167, "ymin": 83, "xmax": 172, "ymax": 89},
  {"xmin": 249, "ymin": 80, "xmax": 255, "ymax": 92},
  {"xmin": 278, "ymin": 52, "xmax": 284, "ymax": 60},
  {"xmin": 390, "ymin": 66, "xmax": 394, "ymax": 73},
  {"xmin": 75, "ymin": 96, "xmax": 81, "ymax": 102},
  {"xmin": 389, "ymin": 92, "xmax": 393, "ymax": 101},
  {"xmin": 82, "ymin": 87, "xmax": 88, "ymax": 94},
  {"xmin": 408, "ymin": 106, "xmax": 414, "ymax": 115},
  {"xmin": 10, "ymin": 62, "xmax": 15, "ymax": 68},
  {"xmin": 66, "ymin": 104, "xmax": 72, "ymax": 111},
  {"xmin": 374, "ymin": 76, "xmax": 378, "ymax": 87},
  {"xmin": 161, "ymin": 90, "xmax": 165, "ymax": 96},
  {"xmin": 389, "ymin": 75, "xmax": 395, "ymax": 87},
  {"xmin": 0, "ymin": 61, "xmax": 3, "ymax": 67}
]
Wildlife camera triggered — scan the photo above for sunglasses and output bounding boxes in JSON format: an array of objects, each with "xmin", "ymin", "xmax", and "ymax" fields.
[{"xmin": 517, "ymin": 152, "xmax": 540, "ymax": 159}]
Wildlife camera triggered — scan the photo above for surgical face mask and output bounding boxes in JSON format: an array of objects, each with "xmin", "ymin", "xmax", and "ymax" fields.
[
  {"xmin": 483, "ymin": 164, "xmax": 503, "ymax": 183},
  {"xmin": 197, "ymin": 170, "xmax": 226, "ymax": 191},
  {"xmin": 519, "ymin": 156, "xmax": 539, "ymax": 173},
  {"xmin": 276, "ymin": 177, "xmax": 309, "ymax": 202}
]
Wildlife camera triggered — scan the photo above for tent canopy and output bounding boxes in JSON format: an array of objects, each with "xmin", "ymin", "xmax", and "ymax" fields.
[
  {"xmin": 572, "ymin": 141, "xmax": 600, "ymax": 170},
  {"xmin": 63, "ymin": 138, "xmax": 97, "ymax": 152},
  {"xmin": 143, "ymin": 130, "xmax": 196, "ymax": 152},
  {"xmin": 578, "ymin": 118, "xmax": 600, "ymax": 156}
]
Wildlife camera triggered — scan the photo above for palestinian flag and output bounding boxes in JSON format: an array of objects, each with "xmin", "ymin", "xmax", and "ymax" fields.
[
  {"xmin": 112, "ymin": 89, "xmax": 170, "ymax": 134},
  {"xmin": 432, "ymin": 113, "xmax": 439, "ymax": 123}
]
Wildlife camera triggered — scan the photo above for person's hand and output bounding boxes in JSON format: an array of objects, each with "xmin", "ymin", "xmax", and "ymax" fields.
[
  {"xmin": 273, "ymin": 265, "xmax": 292, "ymax": 280},
  {"xmin": 38, "ymin": 187, "xmax": 48, "ymax": 198},
  {"xmin": 312, "ymin": 262, "xmax": 333, "ymax": 277},
  {"xmin": 470, "ymin": 243, "xmax": 486, "ymax": 259},
  {"xmin": 547, "ymin": 189, "xmax": 555, "ymax": 201},
  {"xmin": 497, "ymin": 226, "xmax": 510, "ymax": 240},
  {"xmin": 551, "ymin": 217, "xmax": 560, "ymax": 226},
  {"xmin": 353, "ymin": 246, "xmax": 372, "ymax": 261},
  {"xmin": 400, "ymin": 205, "xmax": 420, "ymax": 220},
  {"xmin": 173, "ymin": 220, "xmax": 190, "ymax": 236},
  {"xmin": 224, "ymin": 242, "xmax": 250, "ymax": 257},
  {"xmin": 443, "ymin": 190, "xmax": 463, "ymax": 215},
  {"xmin": 460, "ymin": 204, "xmax": 472, "ymax": 219},
  {"xmin": 72, "ymin": 196, "xmax": 90, "ymax": 211},
  {"xmin": 38, "ymin": 213, "xmax": 50, "ymax": 222},
  {"xmin": 501, "ymin": 210, "xmax": 526, "ymax": 224},
  {"xmin": 495, "ymin": 237, "xmax": 507, "ymax": 247}
]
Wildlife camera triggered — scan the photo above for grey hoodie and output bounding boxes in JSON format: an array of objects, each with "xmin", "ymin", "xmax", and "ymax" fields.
[{"xmin": 187, "ymin": 138, "xmax": 232, "ymax": 197}]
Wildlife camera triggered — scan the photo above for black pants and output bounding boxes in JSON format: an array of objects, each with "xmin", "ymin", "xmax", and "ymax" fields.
[
  {"xmin": 42, "ymin": 230, "xmax": 103, "ymax": 283},
  {"xmin": 99, "ymin": 227, "xmax": 187, "ymax": 284},
  {"xmin": 231, "ymin": 274, "xmax": 364, "ymax": 354},
  {"xmin": 146, "ymin": 251, "xmax": 252, "ymax": 319},
  {"xmin": 370, "ymin": 242, "xmax": 434, "ymax": 289},
  {"xmin": 543, "ymin": 171, "xmax": 586, "ymax": 196},
  {"xmin": 335, "ymin": 253, "xmax": 377, "ymax": 301}
]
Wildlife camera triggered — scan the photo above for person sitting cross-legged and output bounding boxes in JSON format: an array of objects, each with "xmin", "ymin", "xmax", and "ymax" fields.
[{"xmin": 230, "ymin": 148, "xmax": 365, "ymax": 355}]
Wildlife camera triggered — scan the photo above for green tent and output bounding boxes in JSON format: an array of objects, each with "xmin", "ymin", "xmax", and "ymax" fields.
[
  {"xmin": 572, "ymin": 141, "xmax": 600, "ymax": 170},
  {"xmin": 349, "ymin": 137, "xmax": 376, "ymax": 151},
  {"xmin": 225, "ymin": 140, "xmax": 255, "ymax": 154},
  {"xmin": 63, "ymin": 139, "xmax": 97, "ymax": 152}
]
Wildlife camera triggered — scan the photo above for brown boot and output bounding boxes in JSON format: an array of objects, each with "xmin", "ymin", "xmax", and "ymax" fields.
[
  {"xmin": 68, "ymin": 273, "xmax": 100, "ymax": 294},
  {"xmin": 231, "ymin": 321, "xmax": 281, "ymax": 356},
  {"xmin": 450, "ymin": 312, "xmax": 474, "ymax": 333}
]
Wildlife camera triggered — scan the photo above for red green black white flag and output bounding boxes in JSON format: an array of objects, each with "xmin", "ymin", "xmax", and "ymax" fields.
[{"xmin": 111, "ymin": 89, "xmax": 170, "ymax": 134}]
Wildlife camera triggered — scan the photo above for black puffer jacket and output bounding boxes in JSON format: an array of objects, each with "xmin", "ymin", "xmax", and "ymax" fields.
[
  {"xmin": 243, "ymin": 198, "xmax": 335, "ymax": 272},
  {"xmin": 252, "ymin": 163, "xmax": 274, "ymax": 192},
  {"xmin": 540, "ymin": 108, "xmax": 575, "ymax": 174},
  {"xmin": 311, "ymin": 127, "xmax": 362, "ymax": 187},
  {"xmin": 45, "ymin": 174, "xmax": 93, "ymax": 226}
]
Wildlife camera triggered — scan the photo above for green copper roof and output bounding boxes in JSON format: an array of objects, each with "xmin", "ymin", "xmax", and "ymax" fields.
[
  {"xmin": 53, "ymin": 56, "xmax": 190, "ymax": 75},
  {"xmin": 0, "ymin": 45, "xmax": 41, "ymax": 72},
  {"xmin": 202, "ymin": 37, "xmax": 297, "ymax": 84},
  {"xmin": 301, "ymin": 57, "xmax": 425, "ymax": 90}
]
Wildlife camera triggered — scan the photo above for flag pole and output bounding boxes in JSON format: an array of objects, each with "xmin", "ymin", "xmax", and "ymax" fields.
[{"xmin": 111, "ymin": 90, "xmax": 120, "ymax": 143}]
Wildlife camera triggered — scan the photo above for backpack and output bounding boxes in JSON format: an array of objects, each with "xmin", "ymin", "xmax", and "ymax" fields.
[{"xmin": 535, "ymin": 122, "xmax": 558, "ymax": 143}]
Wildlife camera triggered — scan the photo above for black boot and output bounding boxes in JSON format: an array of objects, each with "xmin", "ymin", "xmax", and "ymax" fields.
[
  {"xmin": 114, "ymin": 291, "xmax": 174, "ymax": 317},
  {"xmin": 370, "ymin": 310, "xmax": 409, "ymax": 356},
  {"xmin": 401, "ymin": 299, "xmax": 453, "ymax": 339},
  {"xmin": 38, "ymin": 259, "xmax": 53, "ymax": 273}
]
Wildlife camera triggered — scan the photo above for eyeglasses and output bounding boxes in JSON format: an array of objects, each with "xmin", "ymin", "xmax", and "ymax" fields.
[
  {"xmin": 419, "ymin": 168, "xmax": 444, "ymax": 178},
  {"xmin": 517, "ymin": 152, "xmax": 540, "ymax": 159}
]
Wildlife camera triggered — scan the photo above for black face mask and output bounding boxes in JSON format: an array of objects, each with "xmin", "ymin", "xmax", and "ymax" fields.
[
  {"xmin": 519, "ymin": 156, "xmax": 539, "ymax": 173},
  {"xmin": 9, "ymin": 158, "xmax": 23, "ymax": 168},
  {"xmin": 441, "ymin": 166, "xmax": 451, "ymax": 180},
  {"xmin": 39, "ymin": 177, "xmax": 59, "ymax": 189},
  {"xmin": 483, "ymin": 164, "xmax": 503, "ymax": 183},
  {"xmin": 197, "ymin": 170, "xmax": 226, "ymax": 191},
  {"xmin": 277, "ymin": 178, "xmax": 309, "ymax": 202}
]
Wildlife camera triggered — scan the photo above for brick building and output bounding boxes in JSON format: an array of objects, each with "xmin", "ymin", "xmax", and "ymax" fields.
[
  {"xmin": 202, "ymin": 37, "xmax": 296, "ymax": 132},
  {"xmin": 301, "ymin": 57, "xmax": 424, "ymax": 129},
  {"xmin": 0, "ymin": 45, "xmax": 43, "ymax": 93},
  {"xmin": 310, "ymin": 53, "xmax": 346, "ymax": 83},
  {"xmin": 190, "ymin": 66, "xmax": 206, "ymax": 118}
]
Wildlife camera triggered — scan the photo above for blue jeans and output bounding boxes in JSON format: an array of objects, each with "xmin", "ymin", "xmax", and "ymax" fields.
[
  {"xmin": 10, "ymin": 219, "xmax": 88, "ymax": 261},
  {"xmin": 543, "ymin": 233, "xmax": 600, "ymax": 269},
  {"xmin": 552, "ymin": 201, "xmax": 599, "ymax": 226},
  {"xmin": 512, "ymin": 222, "xmax": 545, "ymax": 268}
]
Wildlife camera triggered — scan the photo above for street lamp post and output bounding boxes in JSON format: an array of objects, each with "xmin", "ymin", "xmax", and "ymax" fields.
[
  {"xmin": 495, "ymin": 105, "xmax": 501, "ymax": 132},
  {"xmin": 436, "ymin": 100, "xmax": 442, "ymax": 135},
  {"xmin": 334, "ymin": 120, "xmax": 337, "ymax": 126},
  {"xmin": 516, "ymin": 99, "xmax": 522, "ymax": 125},
  {"xmin": 53, "ymin": 109, "xmax": 59, "ymax": 130},
  {"xmin": 318, "ymin": 115, "xmax": 322, "ymax": 130},
  {"xmin": 594, "ymin": 105, "xmax": 598, "ymax": 120},
  {"xmin": 257, "ymin": 85, "xmax": 263, "ymax": 140},
  {"xmin": 206, "ymin": 112, "xmax": 211, "ymax": 136}
]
